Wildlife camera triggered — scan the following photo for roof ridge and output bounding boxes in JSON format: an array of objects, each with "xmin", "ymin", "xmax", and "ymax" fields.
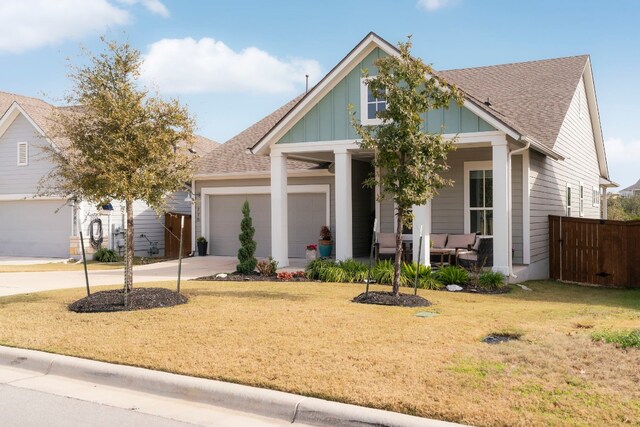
[
  {"xmin": 440, "ymin": 54, "xmax": 590, "ymax": 73},
  {"xmin": 0, "ymin": 90, "xmax": 57, "ymax": 107}
]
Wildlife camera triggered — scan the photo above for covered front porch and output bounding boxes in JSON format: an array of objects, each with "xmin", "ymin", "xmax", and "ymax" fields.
[{"xmin": 270, "ymin": 131, "xmax": 530, "ymax": 278}]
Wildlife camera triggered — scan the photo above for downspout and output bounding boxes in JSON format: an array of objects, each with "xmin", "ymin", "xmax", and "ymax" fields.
[{"xmin": 507, "ymin": 140, "xmax": 531, "ymax": 279}]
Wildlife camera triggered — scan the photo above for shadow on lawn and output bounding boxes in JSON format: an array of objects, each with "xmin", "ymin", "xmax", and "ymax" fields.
[
  {"xmin": 502, "ymin": 281, "xmax": 640, "ymax": 310},
  {"xmin": 0, "ymin": 293, "xmax": 49, "ymax": 307},
  {"xmin": 187, "ymin": 288, "xmax": 308, "ymax": 302}
]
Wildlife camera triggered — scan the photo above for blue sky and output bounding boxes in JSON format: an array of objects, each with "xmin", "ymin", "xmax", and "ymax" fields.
[{"xmin": 1, "ymin": 0, "xmax": 639, "ymax": 188}]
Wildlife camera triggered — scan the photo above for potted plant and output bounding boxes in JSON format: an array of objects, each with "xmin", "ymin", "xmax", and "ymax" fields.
[
  {"xmin": 306, "ymin": 244, "xmax": 317, "ymax": 262},
  {"xmin": 318, "ymin": 226, "xmax": 333, "ymax": 258},
  {"xmin": 196, "ymin": 236, "xmax": 208, "ymax": 256}
]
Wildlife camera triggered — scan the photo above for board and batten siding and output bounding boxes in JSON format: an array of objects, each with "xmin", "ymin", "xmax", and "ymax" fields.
[
  {"xmin": 276, "ymin": 48, "xmax": 495, "ymax": 145},
  {"xmin": 529, "ymin": 76, "xmax": 601, "ymax": 265},
  {"xmin": 0, "ymin": 114, "xmax": 56, "ymax": 195}
]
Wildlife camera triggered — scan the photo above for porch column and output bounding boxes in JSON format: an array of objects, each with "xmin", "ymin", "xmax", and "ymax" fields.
[
  {"xmin": 271, "ymin": 152, "xmax": 289, "ymax": 267},
  {"xmin": 492, "ymin": 137, "xmax": 510, "ymax": 275},
  {"xmin": 412, "ymin": 201, "xmax": 431, "ymax": 265},
  {"xmin": 602, "ymin": 188, "xmax": 608, "ymax": 219},
  {"xmin": 334, "ymin": 148, "xmax": 352, "ymax": 260}
]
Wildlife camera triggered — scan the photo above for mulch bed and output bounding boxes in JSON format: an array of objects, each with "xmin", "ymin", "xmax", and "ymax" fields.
[
  {"xmin": 352, "ymin": 291, "xmax": 432, "ymax": 307},
  {"xmin": 194, "ymin": 272, "xmax": 308, "ymax": 282},
  {"xmin": 68, "ymin": 288, "xmax": 188, "ymax": 313},
  {"xmin": 464, "ymin": 286, "xmax": 512, "ymax": 294}
]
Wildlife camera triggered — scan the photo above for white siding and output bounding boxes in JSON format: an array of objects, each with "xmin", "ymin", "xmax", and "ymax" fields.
[
  {"xmin": 0, "ymin": 114, "xmax": 55, "ymax": 194},
  {"xmin": 530, "ymin": 76, "xmax": 601, "ymax": 264}
]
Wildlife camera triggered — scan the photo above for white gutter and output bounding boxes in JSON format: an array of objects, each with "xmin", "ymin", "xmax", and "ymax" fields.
[{"xmin": 507, "ymin": 140, "xmax": 531, "ymax": 279}]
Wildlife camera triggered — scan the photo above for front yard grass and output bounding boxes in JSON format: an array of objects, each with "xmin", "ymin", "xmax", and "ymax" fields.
[{"xmin": 0, "ymin": 280, "xmax": 638, "ymax": 426}]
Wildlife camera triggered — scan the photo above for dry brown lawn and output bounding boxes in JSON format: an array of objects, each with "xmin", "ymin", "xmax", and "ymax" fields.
[{"xmin": 0, "ymin": 280, "xmax": 638, "ymax": 426}]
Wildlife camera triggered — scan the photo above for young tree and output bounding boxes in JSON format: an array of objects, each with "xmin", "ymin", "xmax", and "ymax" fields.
[
  {"xmin": 352, "ymin": 37, "xmax": 463, "ymax": 296},
  {"xmin": 44, "ymin": 39, "xmax": 195, "ymax": 292},
  {"xmin": 237, "ymin": 200, "xmax": 258, "ymax": 273}
]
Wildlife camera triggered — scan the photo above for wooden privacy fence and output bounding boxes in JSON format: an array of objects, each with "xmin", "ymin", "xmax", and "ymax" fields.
[
  {"xmin": 164, "ymin": 212, "xmax": 192, "ymax": 258},
  {"xmin": 549, "ymin": 215, "xmax": 640, "ymax": 288}
]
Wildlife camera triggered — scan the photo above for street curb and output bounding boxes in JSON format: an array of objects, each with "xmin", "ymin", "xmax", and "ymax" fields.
[{"xmin": 0, "ymin": 346, "xmax": 464, "ymax": 427}]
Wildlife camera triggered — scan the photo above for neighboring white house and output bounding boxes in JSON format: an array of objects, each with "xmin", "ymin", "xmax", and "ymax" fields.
[
  {"xmin": 0, "ymin": 91, "xmax": 218, "ymax": 258},
  {"xmin": 619, "ymin": 178, "xmax": 640, "ymax": 197},
  {"xmin": 193, "ymin": 32, "xmax": 616, "ymax": 281}
]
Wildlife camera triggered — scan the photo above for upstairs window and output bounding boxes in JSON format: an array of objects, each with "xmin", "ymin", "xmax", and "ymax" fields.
[
  {"xmin": 360, "ymin": 77, "xmax": 386, "ymax": 125},
  {"xmin": 579, "ymin": 181, "xmax": 585, "ymax": 217},
  {"xmin": 17, "ymin": 142, "xmax": 28, "ymax": 166},
  {"xmin": 566, "ymin": 183, "xmax": 572, "ymax": 216}
]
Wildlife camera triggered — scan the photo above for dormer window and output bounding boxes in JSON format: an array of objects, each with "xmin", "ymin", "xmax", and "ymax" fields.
[
  {"xmin": 360, "ymin": 77, "xmax": 386, "ymax": 125},
  {"xmin": 17, "ymin": 142, "xmax": 28, "ymax": 166}
]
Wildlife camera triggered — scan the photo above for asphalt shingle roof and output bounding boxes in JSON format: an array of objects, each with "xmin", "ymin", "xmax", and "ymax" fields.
[{"xmin": 439, "ymin": 55, "xmax": 589, "ymax": 150}]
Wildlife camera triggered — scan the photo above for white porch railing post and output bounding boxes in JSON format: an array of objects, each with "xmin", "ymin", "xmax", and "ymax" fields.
[
  {"xmin": 412, "ymin": 202, "xmax": 431, "ymax": 265},
  {"xmin": 334, "ymin": 149, "xmax": 353, "ymax": 260},
  {"xmin": 271, "ymin": 152, "xmax": 289, "ymax": 267},
  {"xmin": 492, "ymin": 137, "xmax": 510, "ymax": 275}
]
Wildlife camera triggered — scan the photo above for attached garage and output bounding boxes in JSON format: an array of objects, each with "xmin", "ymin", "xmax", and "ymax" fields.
[
  {"xmin": 0, "ymin": 200, "xmax": 72, "ymax": 257},
  {"xmin": 205, "ymin": 186, "xmax": 329, "ymax": 258}
]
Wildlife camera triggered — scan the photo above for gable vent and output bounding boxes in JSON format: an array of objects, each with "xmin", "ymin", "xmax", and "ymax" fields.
[{"xmin": 17, "ymin": 142, "xmax": 28, "ymax": 166}]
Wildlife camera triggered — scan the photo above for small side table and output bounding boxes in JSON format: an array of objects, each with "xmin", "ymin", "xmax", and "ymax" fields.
[{"xmin": 430, "ymin": 248, "xmax": 452, "ymax": 267}]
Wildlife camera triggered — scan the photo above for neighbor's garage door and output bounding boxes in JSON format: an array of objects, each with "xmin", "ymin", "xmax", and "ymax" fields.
[
  {"xmin": 0, "ymin": 200, "xmax": 72, "ymax": 257},
  {"xmin": 209, "ymin": 193, "xmax": 326, "ymax": 258}
]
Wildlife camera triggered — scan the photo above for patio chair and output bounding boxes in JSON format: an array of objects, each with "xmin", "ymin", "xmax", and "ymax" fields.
[
  {"xmin": 375, "ymin": 233, "xmax": 396, "ymax": 261},
  {"xmin": 457, "ymin": 237, "xmax": 493, "ymax": 269}
]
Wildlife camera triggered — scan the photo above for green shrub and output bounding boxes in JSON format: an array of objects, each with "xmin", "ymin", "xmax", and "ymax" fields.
[
  {"xmin": 93, "ymin": 248, "xmax": 119, "ymax": 262},
  {"xmin": 478, "ymin": 270, "xmax": 506, "ymax": 290},
  {"xmin": 305, "ymin": 258, "xmax": 336, "ymax": 280},
  {"xmin": 436, "ymin": 266, "xmax": 469, "ymax": 285},
  {"xmin": 318, "ymin": 265, "xmax": 349, "ymax": 283},
  {"xmin": 373, "ymin": 259, "xmax": 397, "ymax": 285},
  {"xmin": 236, "ymin": 200, "xmax": 257, "ymax": 274},
  {"xmin": 402, "ymin": 262, "xmax": 443, "ymax": 290},
  {"xmin": 256, "ymin": 257, "xmax": 278, "ymax": 277},
  {"xmin": 337, "ymin": 259, "xmax": 368, "ymax": 282},
  {"xmin": 592, "ymin": 329, "xmax": 640, "ymax": 349}
]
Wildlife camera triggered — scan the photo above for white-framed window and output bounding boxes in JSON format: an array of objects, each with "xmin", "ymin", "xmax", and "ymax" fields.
[
  {"xmin": 360, "ymin": 77, "xmax": 386, "ymax": 125},
  {"xmin": 566, "ymin": 183, "xmax": 572, "ymax": 217},
  {"xmin": 17, "ymin": 142, "xmax": 28, "ymax": 166},
  {"xmin": 464, "ymin": 161, "xmax": 493, "ymax": 236},
  {"xmin": 592, "ymin": 186, "xmax": 600, "ymax": 207},
  {"xmin": 579, "ymin": 181, "xmax": 585, "ymax": 217}
]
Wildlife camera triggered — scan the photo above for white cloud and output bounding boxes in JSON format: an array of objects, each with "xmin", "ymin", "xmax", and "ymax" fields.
[
  {"xmin": 117, "ymin": 0, "xmax": 169, "ymax": 17},
  {"xmin": 604, "ymin": 137, "xmax": 640, "ymax": 188},
  {"xmin": 0, "ymin": 0, "xmax": 129, "ymax": 53},
  {"xmin": 417, "ymin": 0, "xmax": 459, "ymax": 11},
  {"xmin": 140, "ymin": 38, "xmax": 322, "ymax": 95}
]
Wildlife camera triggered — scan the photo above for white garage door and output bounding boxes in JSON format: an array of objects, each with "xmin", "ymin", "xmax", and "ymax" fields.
[
  {"xmin": 209, "ymin": 193, "xmax": 327, "ymax": 258},
  {"xmin": 0, "ymin": 200, "xmax": 72, "ymax": 257}
]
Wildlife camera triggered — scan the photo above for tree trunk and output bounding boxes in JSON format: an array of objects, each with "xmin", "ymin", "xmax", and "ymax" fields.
[
  {"xmin": 393, "ymin": 207, "xmax": 404, "ymax": 296},
  {"xmin": 124, "ymin": 199, "xmax": 134, "ymax": 292}
]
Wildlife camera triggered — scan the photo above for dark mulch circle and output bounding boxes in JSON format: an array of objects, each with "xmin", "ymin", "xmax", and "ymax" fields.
[
  {"xmin": 352, "ymin": 291, "xmax": 431, "ymax": 307},
  {"xmin": 68, "ymin": 288, "xmax": 188, "ymax": 313},
  {"xmin": 465, "ymin": 286, "xmax": 512, "ymax": 294}
]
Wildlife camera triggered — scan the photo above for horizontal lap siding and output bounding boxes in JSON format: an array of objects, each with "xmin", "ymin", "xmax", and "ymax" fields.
[{"xmin": 530, "ymin": 77, "xmax": 601, "ymax": 264}]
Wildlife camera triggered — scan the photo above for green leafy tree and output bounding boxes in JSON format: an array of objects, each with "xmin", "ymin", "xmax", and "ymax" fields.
[
  {"xmin": 43, "ymin": 39, "xmax": 195, "ymax": 292},
  {"xmin": 608, "ymin": 195, "xmax": 640, "ymax": 220},
  {"xmin": 351, "ymin": 37, "xmax": 463, "ymax": 296},
  {"xmin": 237, "ymin": 200, "xmax": 258, "ymax": 273}
]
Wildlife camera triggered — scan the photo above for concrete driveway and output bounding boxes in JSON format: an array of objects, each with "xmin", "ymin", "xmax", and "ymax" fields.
[{"xmin": 0, "ymin": 256, "xmax": 238, "ymax": 297}]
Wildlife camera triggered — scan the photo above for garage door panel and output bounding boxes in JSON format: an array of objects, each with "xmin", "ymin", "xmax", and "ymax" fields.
[
  {"xmin": 0, "ymin": 201, "xmax": 71, "ymax": 257},
  {"xmin": 209, "ymin": 192, "xmax": 326, "ymax": 259}
]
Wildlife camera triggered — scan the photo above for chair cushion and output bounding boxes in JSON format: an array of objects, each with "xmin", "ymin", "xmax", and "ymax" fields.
[
  {"xmin": 378, "ymin": 233, "xmax": 396, "ymax": 248},
  {"xmin": 446, "ymin": 233, "xmax": 476, "ymax": 249},
  {"xmin": 458, "ymin": 251, "xmax": 478, "ymax": 262},
  {"xmin": 430, "ymin": 234, "xmax": 447, "ymax": 248},
  {"xmin": 379, "ymin": 248, "xmax": 396, "ymax": 254}
]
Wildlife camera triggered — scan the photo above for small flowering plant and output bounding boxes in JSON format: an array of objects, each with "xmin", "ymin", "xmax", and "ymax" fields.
[{"xmin": 306, "ymin": 244, "xmax": 318, "ymax": 251}]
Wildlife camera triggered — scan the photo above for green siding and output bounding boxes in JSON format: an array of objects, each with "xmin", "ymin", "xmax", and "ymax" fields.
[{"xmin": 277, "ymin": 47, "xmax": 496, "ymax": 144}]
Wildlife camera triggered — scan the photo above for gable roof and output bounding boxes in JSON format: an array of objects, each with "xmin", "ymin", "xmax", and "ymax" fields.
[
  {"xmin": 196, "ymin": 95, "xmax": 319, "ymax": 177},
  {"xmin": 438, "ymin": 55, "xmax": 590, "ymax": 151},
  {"xmin": 248, "ymin": 32, "xmax": 611, "ymax": 179},
  {"xmin": 621, "ymin": 178, "xmax": 640, "ymax": 193}
]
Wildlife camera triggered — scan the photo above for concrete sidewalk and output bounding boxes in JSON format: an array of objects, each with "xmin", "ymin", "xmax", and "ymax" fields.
[
  {"xmin": 0, "ymin": 256, "xmax": 238, "ymax": 296},
  {"xmin": 0, "ymin": 346, "xmax": 464, "ymax": 427}
]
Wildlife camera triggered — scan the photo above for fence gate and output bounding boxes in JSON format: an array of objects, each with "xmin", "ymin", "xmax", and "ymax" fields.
[
  {"xmin": 549, "ymin": 215, "xmax": 640, "ymax": 288},
  {"xmin": 165, "ymin": 212, "xmax": 192, "ymax": 258}
]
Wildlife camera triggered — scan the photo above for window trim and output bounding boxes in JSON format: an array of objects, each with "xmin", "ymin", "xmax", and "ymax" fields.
[
  {"xmin": 566, "ymin": 183, "xmax": 572, "ymax": 217},
  {"xmin": 592, "ymin": 186, "xmax": 600, "ymax": 207},
  {"xmin": 360, "ymin": 77, "xmax": 385, "ymax": 126},
  {"xmin": 579, "ymin": 181, "xmax": 585, "ymax": 217},
  {"xmin": 17, "ymin": 142, "xmax": 28, "ymax": 166},
  {"xmin": 464, "ymin": 160, "xmax": 493, "ymax": 236}
]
